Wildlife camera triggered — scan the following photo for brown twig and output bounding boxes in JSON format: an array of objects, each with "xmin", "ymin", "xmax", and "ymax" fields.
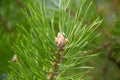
[
  {"xmin": 110, "ymin": 0, "xmax": 120, "ymax": 15},
  {"xmin": 90, "ymin": 42, "xmax": 110, "ymax": 54},
  {"xmin": 0, "ymin": 1, "xmax": 23, "ymax": 33},
  {"xmin": 107, "ymin": 46, "xmax": 120, "ymax": 69},
  {"xmin": 0, "ymin": 14, "xmax": 10, "ymax": 33},
  {"xmin": 90, "ymin": 37, "xmax": 120, "ymax": 69},
  {"xmin": 47, "ymin": 48, "xmax": 63, "ymax": 80},
  {"xmin": 15, "ymin": 0, "xmax": 24, "ymax": 8}
]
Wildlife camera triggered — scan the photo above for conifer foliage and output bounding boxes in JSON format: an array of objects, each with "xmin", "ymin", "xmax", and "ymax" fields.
[{"xmin": 7, "ymin": 0, "xmax": 102, "ymax": 80}]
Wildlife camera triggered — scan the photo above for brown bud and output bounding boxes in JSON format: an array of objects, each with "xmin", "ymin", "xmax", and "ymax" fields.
[
  {"xmin": 12, "ymin": 54, "xmax": 17, "ymax": 62},
  {"xmin": 55, "ymin": 32, "xmax": 68, "ymax": 48}
]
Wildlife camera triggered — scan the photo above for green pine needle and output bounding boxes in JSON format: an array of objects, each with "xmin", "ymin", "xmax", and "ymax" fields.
[{"xmin": 7, "ymin": 0, "xmax": 102, "ymax": 80}]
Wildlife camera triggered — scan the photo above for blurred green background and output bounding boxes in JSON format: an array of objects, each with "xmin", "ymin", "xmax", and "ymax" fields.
[{"xmin": 0, "ymin": 0, "xmax": 120, "ymax": 80}]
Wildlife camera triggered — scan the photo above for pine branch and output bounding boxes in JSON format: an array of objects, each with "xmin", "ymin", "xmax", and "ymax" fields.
[
  {"xmin": 47, "ymin": 33, "xmax": 67, "ymax": 80},
  {"xmin": 7, "ymin": 0, "xmax": 102, "ymax": 80}
]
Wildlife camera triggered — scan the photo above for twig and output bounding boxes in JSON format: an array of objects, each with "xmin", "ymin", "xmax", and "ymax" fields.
[
  {"xmin": 0, "ymin": 14, "xmax": 10, "ymax": 33},
  {"xmin": 107, "ymin": 41, "xmax": 120, "ymax": 69},
  {"xmin": 47, "ymin": 48, "xmax": 63, "ymax": 80},
  {"xmin": 107, "ymin": 46, "xmax": 120, "ymax": 69},
  {"xmin": 90, "ymin": 42, "xmax": 110, "ymax": 54},
  {"xmin": 90, "ymin": 38, "xmax": 120, "ymax": 69},
  {"xmin": 15, "ymin": 0, "xmax": 24, "ymax": 8},
  {"xmin": 110, "ymin": 0, "xmax": 120, "ymax": 14}
]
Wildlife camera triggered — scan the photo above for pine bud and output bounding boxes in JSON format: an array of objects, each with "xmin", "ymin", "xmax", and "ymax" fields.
[
  {"xmin": 55, "ymin": 32, "xmax": 68, "ymax": 48},
  {"xmin": 12, "ymin": 54, "xmax": 17, "ymax": 62}
]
